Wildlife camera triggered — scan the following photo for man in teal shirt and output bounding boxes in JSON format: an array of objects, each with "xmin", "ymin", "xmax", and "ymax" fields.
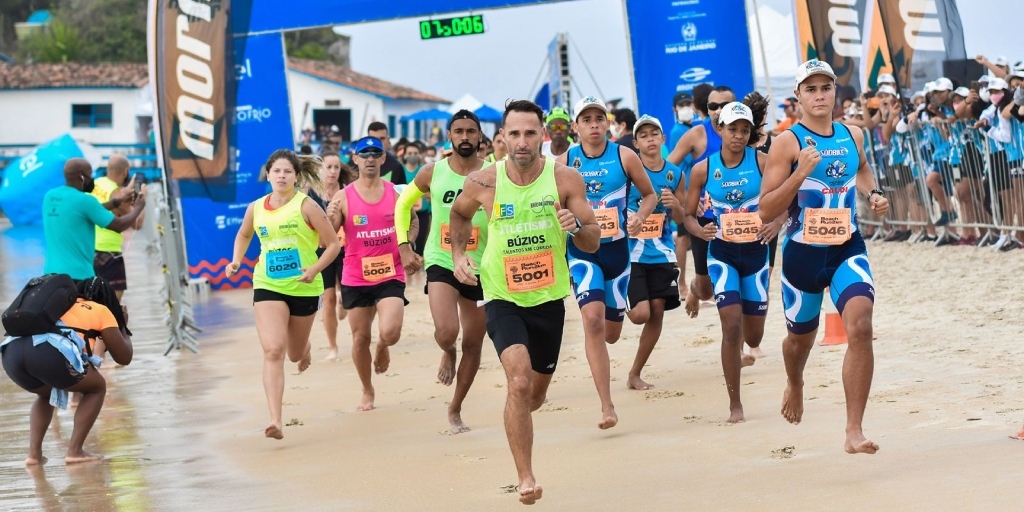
[{"xmin": 43, "ymin": 158, "xmax": 147, "ymax": 280}]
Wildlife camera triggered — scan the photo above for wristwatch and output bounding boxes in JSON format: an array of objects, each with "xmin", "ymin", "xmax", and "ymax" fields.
[
  {"xmin": 868, "ymin": 189, "xmax": 885, "ymax": 200},
  {"xmin": 568, "ymin": 218, "xmax": 582, "ymax": 237}
]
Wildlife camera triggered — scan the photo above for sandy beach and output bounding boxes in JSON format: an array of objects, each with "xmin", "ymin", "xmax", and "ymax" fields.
[{"xmin": 180, "ymin": 241, "xmax": 1023, "ymax": 511}]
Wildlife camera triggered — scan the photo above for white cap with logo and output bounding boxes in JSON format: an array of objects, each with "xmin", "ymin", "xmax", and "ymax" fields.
[
  {"xmin": 632, "ymin": 114, "xmax": 663, "ymax": 138},
  {"xmin": 876, "ymin": 85, "xmax": 899, "ymax": 97},
  {"xmin": 718, "ymin": 102, "xmax": 754, "ymax": 126},
  {"xmin": 932, "ymin": 77, "xmax": 954, "ymax": 92},
  {"xmin": 953, "ymin": 86, "xmax": 971, "ymax": 98},
  {"xmin": 987, "ymin": 77, "xmax": 1009, "ymax": 90},
  {"xmin": 877, "ymin": 73, "xmax": 896, "ymax": 85},
  {"xmin": 993, "ymin": 56, "xmax": 1010, "ymax": 67},
  {"xmin": 795, "ymin": 59, "xmax": 837, "ymax": 86},
  {"xmin": 573, "ymin": 96, "xmax": 609, "ymax": 121}
]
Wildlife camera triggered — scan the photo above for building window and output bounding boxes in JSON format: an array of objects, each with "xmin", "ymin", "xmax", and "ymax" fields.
[
  {"xmin": 388, "ymin": 115, "xmax": 396, "ymax": 138},
  {"xmin": 72, "ymin": 104, "xmax": 113, "ymax": 128}
]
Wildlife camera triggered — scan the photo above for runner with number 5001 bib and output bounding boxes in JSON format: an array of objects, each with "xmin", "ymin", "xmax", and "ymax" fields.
[
  {"xmin": 448, "ymin": 100, "xmax": 600, "ymax": 505},
  {"xmin": 759, "ymin": 60, "xmax": 889, "ymax": 455}
]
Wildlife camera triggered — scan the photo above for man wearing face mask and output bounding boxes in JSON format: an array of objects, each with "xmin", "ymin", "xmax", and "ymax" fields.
[
  {"xmin": 668, "ymin": 92, "xmax": 695, "ymax": 151},
  {"xmin": 611, "ymin": 108, "xmax": 638, "ymax": 153},
  {"xmin": 42, "ymin": 158, "xmax": 147, "ymax": 281}
]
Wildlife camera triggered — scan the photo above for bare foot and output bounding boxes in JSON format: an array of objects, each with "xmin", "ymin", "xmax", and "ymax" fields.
[
  {"xmin": 684, "ymin": 292, "xmax": 700, "ymax": 318},
  {"xmin": 741, "ymin": 354, "xmax": 756, "ymax": 367},
  {"xmin": 356, "ymin": 389, "xmax": 375, "ymax": 411},
  {"xmin": 297, "ymin": 343, "xmax": 312, "ymax": 373},
  {"xmin": 264, "ymin": 423, "xmax": 283, "ymax": 440},
  {"xmin": 1011, "ymin": 428, "xmax": 1024, "ymax": 440},
  {"xmin": 626, "ymin": 374, "xmax": 654, "ymax": 390},
  {"xmin": 598, "ymin": 406, "xmax": 618, "ymax": 430},
  {"xmin": 844, "ymin": 431, "xmax": 880, "ymax": 454},
  {"xmin": 748, "ymin": 346, "xmax": 765, "ymax": 359},
  {"xmin": 781, "ymin": 381, "xmax": 804, "ymax": 425},
  {"xmin": 323, "ymin": 347, "xmax": 338, "ymax": 361},
  {"xmin": 65, "ymin": 450, "xmax": 103, "ymax": 464},
  {"xmin": 25, "ymin": 455, "xmax": 47, "ymax": 466},
  {"xmin": 373, "ymin": 343, "xmax": 391, "ymax": 374},
  {"xmin": 437, "ymin": 347, "xmax": 457, "ymax": 386},
  {"xmin": 448, "ymin": 408, "xmax": 471, "ymax": 434},
  {"xmin": 518, "ymin": 478, "xmax": 544, "ymax": 505},
  {"xmin": 728, "ymin": 405, "xmax": 745, "ymax": 423}
]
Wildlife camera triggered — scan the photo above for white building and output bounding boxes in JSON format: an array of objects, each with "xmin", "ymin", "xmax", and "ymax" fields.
[
  {"xmin": 286, "ymin": 58, "xmax": 450, "ymax": 143},
  {"xmin": 0, "ymin": 62, "xmax": 152, "ymax": 146},
  {"xmin": 0, "ymin": 59, "xmax": 450, "ymax": 150}
]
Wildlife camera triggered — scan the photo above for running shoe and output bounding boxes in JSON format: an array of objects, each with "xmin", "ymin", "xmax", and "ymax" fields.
[{"xmin": 998, "ymin": 239, "xmax": 1022, "ymax": 252}]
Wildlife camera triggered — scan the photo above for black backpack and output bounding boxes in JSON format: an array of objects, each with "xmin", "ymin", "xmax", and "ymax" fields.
[{"xmin": 2, "ymin": 274, "xmax": 78, "ymax": 337}]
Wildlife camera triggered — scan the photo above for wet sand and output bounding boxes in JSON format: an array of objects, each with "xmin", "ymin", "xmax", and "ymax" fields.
[
  {"xmin": 194, "ymin": 241, "xmax": 1023, "ymax": 510},
  {"xmin": 0, "ymin": 218, "xmax": 290, "ymax": 511},
  {"xmin": 2, "ymin": 212, "xmax": 1021, "ymax": 509}
]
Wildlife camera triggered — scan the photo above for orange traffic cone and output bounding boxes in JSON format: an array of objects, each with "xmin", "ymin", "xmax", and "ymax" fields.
[{"xmin": 819, "ymin": 287, "xmax": 848, "ymax": 346}]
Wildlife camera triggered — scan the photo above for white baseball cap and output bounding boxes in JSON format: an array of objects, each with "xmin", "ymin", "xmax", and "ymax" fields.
[
  {"xmin": 573, "ymin": 96, "xmax": 608, "ymax": 121},
  {"xmin": 924, "ymin": 81, "xmax": 937, "ymax": 93},
  {"xmin": 911, "ymin": 91, "xmax": 925, "ymax": 101},
  {"xmin": 953, "ymin": 86, "xmax": 971, "ymax": 98},
  {"xmin": 876, "ymin": 85, "xmax": 898, "ymax": 97},
  {"xmin": 987, "ymin": 77, "xmax": 1009, "ymax": 90},
  {"xmin": 993, "ymin": 56, "xmax": 1009, "ymax": 67},
  {"xmin": 632, "ymin": 114, "xmax": 663, "ymax": 138},
  {"xmin": 718, "ymin": 102, "xmax": 754, "ymax": 126},
  {"xmin": 1008, "ymin": 68, "xmax": 1024, "ymax": 80},
  {"xmin": 877, "ymin": 73, "xmax": 896, "ymax": 85},
  {"xmin": 933, "ymin": 77, "xmax": 954, "ymax": 91},
  {"xmin": 795, "ymin": 59, "xmax": 837, "ymax": 86}
]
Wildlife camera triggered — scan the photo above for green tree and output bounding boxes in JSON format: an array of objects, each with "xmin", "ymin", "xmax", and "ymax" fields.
[
  {"xmin": 20, "ymin": 17, "xmax": 80, "ymax": 62},
  {"xmin": 57, "ymin": 0, "xmax": 146, "ymax": 62},
  {"xmin": 285, "ymin": 27, "xmax": 339, "ymax": 62}
]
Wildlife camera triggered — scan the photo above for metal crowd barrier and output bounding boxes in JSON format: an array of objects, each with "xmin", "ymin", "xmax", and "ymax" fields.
[{"xmin": 857, "ymin": 114, "xmax": 1024, "ymax": 249}]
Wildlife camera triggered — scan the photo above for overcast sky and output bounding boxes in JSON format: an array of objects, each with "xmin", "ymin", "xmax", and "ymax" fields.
[{"xmin": 333, "ymin": 0, "xmax": 1017, "ymax": 109}]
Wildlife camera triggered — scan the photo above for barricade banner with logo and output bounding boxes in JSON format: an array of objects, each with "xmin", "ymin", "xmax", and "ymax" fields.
[
  {"xmin": 794, "ymin": 0, "xmax": 868, "ymax": 88},
  {"xmin": 154, "ymin": 0, "xmax": 232, "ymax": 181},
  {"xmin": 876, "ymin": 0, "xmax": 967, "ymax": 94},
  {"xmin": 624, "ymin": 0, "xmax": 754, "ymax": 133},
  {"xmin": 180, "ymin": 32, "xmax": 293, "ymax": 289}
]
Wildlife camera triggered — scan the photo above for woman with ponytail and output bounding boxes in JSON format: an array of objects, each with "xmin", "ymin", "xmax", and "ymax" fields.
[{"xmin": 226, "ymin": 149, "xmax": 341, "ymax": 440}]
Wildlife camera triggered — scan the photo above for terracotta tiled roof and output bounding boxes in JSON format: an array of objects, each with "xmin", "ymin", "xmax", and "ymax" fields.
[
  {"xmin": 288, "ymin": 57, "xmax": 449, "ymax": 104},
  {"xmin": 0, "ymin": 62, "xmax": 148, "ymax": 89}
]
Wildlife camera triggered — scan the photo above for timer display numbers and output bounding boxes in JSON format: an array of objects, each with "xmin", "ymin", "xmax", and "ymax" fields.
[{"xmin": 419, "ymin": 15, "xmax": 485, "ymax": 40}]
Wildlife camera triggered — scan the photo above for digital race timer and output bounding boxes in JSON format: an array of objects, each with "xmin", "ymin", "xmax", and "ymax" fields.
[{"xmin": 419, "ymin": 15, "xmax": 485, "ymax": 40}]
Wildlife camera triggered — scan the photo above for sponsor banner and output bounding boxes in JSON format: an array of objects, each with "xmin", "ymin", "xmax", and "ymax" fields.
[
  {"xmin": 625, "ymin": 0, "xmax": 754, "ymax": 134},
  {"xmin": 0, "ymin": 134, "xmax": 86, "ymax": 225},
  {"xmin": 860, "ymin": 0, "xmax": 893, "ymax": 91},
  {"xmin": 154, "ymin": 0, "xmax": 232, "ymax": 180},
  {"xmin": 793, "ymin": 0, "xmax": 817, "ymax": 62},
  {"xmin": 179, "ymin": 32, "xmax": 293, "ymax": 289},
  {"xmin": 234, "ymin": 0, "xmax": 567, "ymax": 35},
  {"xmin": 877, "ymin": 0, "xmax": 967, "ymax": 94},
  {"xmin": 797, "ymin": 0, "xmax": 868, "ymax": 88}
]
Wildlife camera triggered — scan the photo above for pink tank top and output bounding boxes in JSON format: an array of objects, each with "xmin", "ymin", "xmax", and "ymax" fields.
[{"xmin": 341, "ymin": 181, "xmax": 406, "ymax": 287}]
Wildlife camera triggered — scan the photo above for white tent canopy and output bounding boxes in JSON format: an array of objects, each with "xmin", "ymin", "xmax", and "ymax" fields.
[{"xmin": 447, "ymin": 93, "xmax": 484, "ymax": 114}]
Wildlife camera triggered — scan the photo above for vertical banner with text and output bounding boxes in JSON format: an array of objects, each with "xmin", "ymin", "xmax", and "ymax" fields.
[
  {"xmin": 180, "ymin": 32, "xmax": 294, "ymax": 289},
  {"xmin": 154, "ymin": 0, "xmax": 232, "ymax": 181},
  {"xmin": 625, "ymin": 0, "xmax": 754, "ymax": 132},
  {"xmin": 877, "ymin": 0, "xmax": 967, "ymax": 94},
  {"xmin": 796, "ymin": 0, "xmax": 868, "ymax": 88}
]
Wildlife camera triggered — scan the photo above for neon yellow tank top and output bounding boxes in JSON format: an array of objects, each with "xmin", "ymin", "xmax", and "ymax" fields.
[
  {"xmin": 424, "ymin": 157, "xmax": 489, "ymax": 271},
  {"xmin": 479, "ymin": 158, "xmax": 570, "ymax": 306},
  {"xmin": 92, "ymin": 177, "xmax": 124, "ymax": 252},
  {"xmin": 252, "ymin": 191, "xmax": 323, "ymax": 296}
]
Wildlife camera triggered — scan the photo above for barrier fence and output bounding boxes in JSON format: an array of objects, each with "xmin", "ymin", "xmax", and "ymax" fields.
[{"xmin": 857, "ymin": 113, "xmax": 1024, "ymax": 250}]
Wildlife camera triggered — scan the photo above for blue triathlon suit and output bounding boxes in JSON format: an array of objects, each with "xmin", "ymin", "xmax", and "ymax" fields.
[
  {"xmin": 684, "ymin": 117, "xmax": 724, "ymax": 274},
  {"xmin": 626, "ymin": 159, "xmax": 683, "ymax": 310},
  {"xmin": 567, "ymin": 142, "xmax": 632, "ymax": 321},
  {"xmin": 705, "ymin": 147, "xmax": 770, "ymax": 315},
  {"xmin": 781, "ymin": 122, "xmax": 875, "ymax": 335}
]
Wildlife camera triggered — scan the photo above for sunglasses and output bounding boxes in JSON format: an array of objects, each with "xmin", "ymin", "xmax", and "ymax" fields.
[
  {"xmin": 707, "ymin": 102, "xmax": 727, "ymax": 111},
  {"xmin": 358, "ymin": 150, "xmax": 384, "ymax": 159},
  {"xmin": 548, "ymin": 124, "xmax": 569, "ymax": 132}
]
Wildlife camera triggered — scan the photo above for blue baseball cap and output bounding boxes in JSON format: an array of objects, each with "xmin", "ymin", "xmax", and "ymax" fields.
[{"xmin": 353, "ymin": 136, "xmax": 384, "ymax": 154}]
